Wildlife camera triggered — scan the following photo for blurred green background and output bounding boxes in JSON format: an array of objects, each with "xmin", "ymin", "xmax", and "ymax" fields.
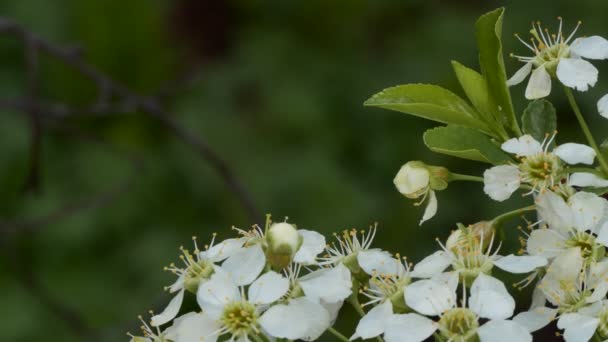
[{"xmin": 1, "ymin": 0, "xmax": 608, "ymax": 340}]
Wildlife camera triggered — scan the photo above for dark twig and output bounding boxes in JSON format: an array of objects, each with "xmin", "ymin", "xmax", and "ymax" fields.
[
  {"xmin": 0, "ymin": 16, "xmax": 262, "ymax": 225},
  {"xmin": 22, "ymin": 37, "xmax": 43, "ymax": 193}
]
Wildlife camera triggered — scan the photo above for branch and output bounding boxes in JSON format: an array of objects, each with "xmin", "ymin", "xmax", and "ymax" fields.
[
  {"xmin": 0, "ymin": 16, "xmax": 262, "ymax": 224},
  {"xmin": 22, "ymin": 36, "xmax": 43, "ymax": 193}
]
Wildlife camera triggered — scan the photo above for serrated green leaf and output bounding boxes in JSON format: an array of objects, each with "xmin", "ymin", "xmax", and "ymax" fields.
[
  {"xmin": 451, "ymin": 60, "xmax": 504, "ymax": 132},
  {"xmin": 475, "ymin": 7, "xmax": 520, "ymax": 136},
  {"xmin": 423, "ymin": 125, "xmax": 511, "ymax": 164},
  {"xmin": 521, "ymin": 100, "xmax": 557, "ymax": 142},
  {"xmin": 364, "ymin": 84, "xmax": 492, "ymax": 133}
]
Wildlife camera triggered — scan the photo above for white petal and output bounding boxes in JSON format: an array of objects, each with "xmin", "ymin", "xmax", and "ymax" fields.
[
  {"xmin": 469, "ymin": 274, "xmax": 515, "ymax": 320},
  {"xmin": 431, "ymin": 271, "xmax": 459, "ymax": 294},
  {"xmin": 494, "ymin": 254, "xmax": 547, "ymax": 274},
  {"xmin": 558, "ymin": 313, "xmax": 600, "ymax": 342},
  {"xmin": 358, "ymin": 250, "xmax": 400, "ymax": 276},
  {"xmin": 598, "ymin": 94, "xmax": 608, "ymax": 119},
  {"xmin": 554, "ymin": 143, "xmax": 596, "ymax": 165},
  {"xmin": 478, "ymin": 320, "xmax": 532, "ymax": 342},
  {"xmin": 248, "ymin": 271, "xmax": 289, "ymax": 305},
  {"xmin": 530, "ymin": 286, "xmax": 547, "ymax": 309},
  {"xmin": 513, "ymin": 307, "xmax": 557, "ymax": 332},
  {"xmin": 202, "ymin": 237, "xmax": 246, "ymax": 262},
  {"xmin": 570, "ymin": 191, "xmax": 606, "ymax": 231},
  {"xmin": 168, "ymin": 273, "xmax": 185, "ymax": 293},
  {"xmin": 535, "ymin": 190, "xmax": 573, "ymax": 234},
  {"xmin": 419, "ymin": 190, "xmax": 437, "ymax": 225},
  {"xmin": 557, "ymin": 58, "xmax": 598, "ymax": 91},
  {"xmin": 300, "ymin": 263, "xmax": 352, "ymax": 304},
  {"xmin": 483, "ymin": 165, "xmax": 521, "ymax": 201},
  {"xmin": 501, "ymin": 135, "xmax": 542, "ymax": 156},
  {"xmin": 294, "ymin": 230, "xmax": 326, "ymax": 265},
  {"xmin": 525, "ymin": 65, "xmax": 552, "ymax": 99},
  {"xmin": 597, "ymin": 222, "xmax": 608, "ymax": 247},
  {"xmin": 540, "ymin": 247, "xmax": 583, "ymax": 306},
  {"xmin": 507, "ymin": 62, "xmax": 533, "ymax": 86},
  {"xmin": 586, "ymin": 259, "xmax": 608, "ymax": 303},
  {"xmin": 570, "ymin": 36, "xmax": 608, "ymax": 60},
  {"xmin": 394, "ymin": 162, "xmax": 430, "ymax": 196},
  {"xmin": 410, "ymin": 251, "xmax": 452, "ymax": 278},
  {"xmin": 570, "ymin": 172, "xmax": 608, "ymax": 188},
  {"xmin": 405, "ymin": 279, "xmax": 455, "ymax": 316},
  {"xmin": 526, "ymin": 228, "xmax": 565, "ymax": 258},
  {"xmin": 196, "ymin": 269, "xmax": 239, "ymax": 318},
  {"xmin": 351, "ymin": 301, "xmax": 393, "ymax": 340},
  {"xmin": 321, "ymin": 299, "xmax": 343, "ymax": 325},
  {"xmin": 383, "ymin": 314, "xmax": 437, "ymax": 342},
  {"xmin": 151, "ymin": 289, "xmax": 185, "ymax": 326},
  {"xmin": 170, "ymin": 312, "xmax": 219, "ymax": 342},
  {"xmin": 221, "ymin": 244, "xmax": 266, "ymax": 286},
  {"xmin": 260, "ymin": 297, "xmax": 330, "ymax": 341}
]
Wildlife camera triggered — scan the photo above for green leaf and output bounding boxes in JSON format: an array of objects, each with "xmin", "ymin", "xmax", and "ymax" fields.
[
  {"xmin": 475, "ymin": 8, "xmax": 520, "ymax": 136},
  {"xmin": 364, "ymin": 84, "xmax": 491, "ymax": 133},
  {"xmin": 521, "ymin": 100, "xmax": 557, "ymax": 142},
  {"xmin": 451, "ymin": 61, "xmax": 498, "ymax": 123},
  {"xmin": 423, "ymin": 125, "xmax": 511, "ymax": 164}
]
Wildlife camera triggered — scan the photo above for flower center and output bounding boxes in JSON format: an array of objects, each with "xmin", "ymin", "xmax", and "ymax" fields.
[
  {"xmin": 518, "ymin": 152, "xmax": 563, "ymax": 191},
  {"xmin": 369, "ymin": 274, "xmax": 412, "ymax": 313},
  {"xmin": 220, "ymin": 301, "xmax": 259, "ymax": 337},
  {"xmin": 565, "ymin": 231, "xmax": 605, "ymax": 262},
  {"xmin": 437, "ymin": 308, "xmax": 479, "ymax": 341},
  {"xmin": 184, "ymin": 258, "xmax": 214, "ymax": 293}
]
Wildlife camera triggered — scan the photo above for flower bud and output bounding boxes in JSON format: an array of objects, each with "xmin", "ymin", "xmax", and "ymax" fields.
[
  {"xmin": 394, "ymin": 161, "xmax": 449, "ymax": 199},
  {"xmin": 265, "ymin": 222, "xmax": 302, "ymax": 270}
]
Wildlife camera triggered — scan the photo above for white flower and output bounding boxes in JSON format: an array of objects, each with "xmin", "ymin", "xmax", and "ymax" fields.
[
  {"xmin": 570, "ymin": 172, "xmax": 608, "ymax": 188},
  {"xmin": 394, "ymin": 161, "xmax": 438, "ymax": 225},
  {"xmin": 192, "ymin": 268, "xmax": 290, "ymax": 341},
  {"xmin": 508, "ymin": 19, "xmax": 608, "ymax": 98},
  {"xmin": 598, "ymin": 94, "xmax": 608, "ymax": 119},
  {"xmin": 483, "ymin": 134, "xmax": 595, "ymax": 201},
  {"xmin": 151, "ymin": 235, "xmax": 245, "ymax": 326},
  {"xmin": 557, "ymin": 300, "xmax": 608, "ymax": 342},
  {"xmin": 369, "ymin": 274, "xmax": 530, "ymax": 342},
  {"xmin": 128, "ymin": 313, "xmax": 180, "ymax": 342},
  {"xmin": 320, "ymin": 225, "xmax": 378, "ymax": 268}
]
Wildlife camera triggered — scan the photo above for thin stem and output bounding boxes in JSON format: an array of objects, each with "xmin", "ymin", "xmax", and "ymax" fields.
[
  {"xmin": 492, "ymin": 205, "xmax": 536, "ymax": 227},
  {"xmin": 563, "ymin": 86, "xmax": 608, "ymax": 175},
  {"xmin": 327, "ymin": 327, "xmax": 350, "ymax": 342},
  {"xmin": 448, "ymin": 173, "xmax": 484, "ymax": 183}
]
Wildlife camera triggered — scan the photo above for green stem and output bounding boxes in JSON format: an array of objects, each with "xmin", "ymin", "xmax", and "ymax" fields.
[
  {"xmin": 327, "ymin": 327, "xmax": 350, "ymax": 342},
  {"xmin": 563, "ymin": 86, "xmax": 608, "ymax": 175},
  {"xmin": 448, "ymin": 173, "xmax": 484, "ymax": 183},
  {"xmin": 492, "ymin": 205, "xmax": 536, "ymax": 227}
]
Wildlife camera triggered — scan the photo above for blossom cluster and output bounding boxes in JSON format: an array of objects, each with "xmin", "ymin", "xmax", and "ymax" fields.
[{"xmin": 131, "ymin": 7, "xmax": 608, "ymax": 342}]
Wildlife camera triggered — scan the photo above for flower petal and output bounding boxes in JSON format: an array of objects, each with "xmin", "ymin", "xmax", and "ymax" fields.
[
  {"xmin": 358, "ymin": 250, "xmax": 400, "ymax": 276},
  {"xmin": 197, "ymin": 269, "xmax": 239, "ymax": 318},
  {"xmin": 557, "ymin": 313, "xmax": 600, "ymax": 342},
  {"xmin": 483, "ymin": 165, "xmax": 521, "ymax": 201},
  {"xmin": 501, "ymin": 135, "xmax": 542, "ymax": 156},
  {"xmin": 494, "ymin": 254, "xmax": 547, "ymax": 274},
  {"xmin": 570, "ymin": 172, "xmax": 608, "ymax": 188},
  {"xmin": 248, "ymin": 271, "xmax": 289, "ymax": 305},
  {"xmin": 383, "ymin": 313, "xmax": 437, "ymax": 342},
  {"xmin": 569, "ymin": 191, "xmax": 606, "ymax": 232},
  {"xmin": 405, "ymin": 279, "xmax": 455, "ymax": 316},
  {"xmin": 294, "ymin": 229, "xmax": 326, "ymax": 265},
  {"xmin": 169, "ymin": 312, "xmax": 219, "ymax": 342},
  {"xmin": 469, "ymin": 274, "xmax": 515, "ymax": 320},
  {"xmin": 419, "ymin": 190, "xmax": 437, "ymax": 225},
  {"xmin": 507, "ymin": 62, "xmax": 533, "ymax": 86},
  {"xmin": 525, "ymin": 65, "xmax": 552, "ymax": 99},
  {"xmin": 598, "ymin": 94, "xmax": 608, "ymax": 119},
  {"xmin": 221, "ymin": 244, "xmax": 266, "ymax": 286},
  {"xmin": 478, "ymin": 320, "xmax": 532, "ymax": 342},
  {"xmin": 299, "ymin": 263, "xmax": 352, "ymax": 304},
  {"xmin": 554, "ymin": 143, "xmax": 596, "ymax": 165},
  {"xmin": 535, "ymin": 191, "xmax": 573, "ymax": 234},
  {"xmin": 539, "ymin": 247, "xmax": 583, "ymax": 306},
  {"xmin": 151, "ymin": 289, "xmax": 185, "ymax": 326},
  {"xmin": 557, "ymin": 58, "xmax": 598, "ymax": 91},
  {"xmin": 394, "ymin": 162, "xmax": 430, "ymax": 196},
  {"xmin": 202, "ymin": 237, "xmax": 246, "ymax": 262},
  {"xmin": 570, "ymin": 36, "xmax": 608, "ymax": 60},
  {"xmin": 526, "ymin": 229, "xmax": 565, "ymax": 258},
  {"xmin": 596, "ymin": 222, "xmax": 608, "ymax": 247},
  {"xmin": 513, "ymin": 307, "xmax": 557, "ymax": 332},
  {"xmin": 410, "ymin": 251, "xmax": 451, "ymax": 278},
  {"xmin": 260, "ymin": 297, "xmax": 330, "ymax": 341},
  {"xmin": 351, "ymin": 301, "xmax": 393, "ymax": 340}
]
